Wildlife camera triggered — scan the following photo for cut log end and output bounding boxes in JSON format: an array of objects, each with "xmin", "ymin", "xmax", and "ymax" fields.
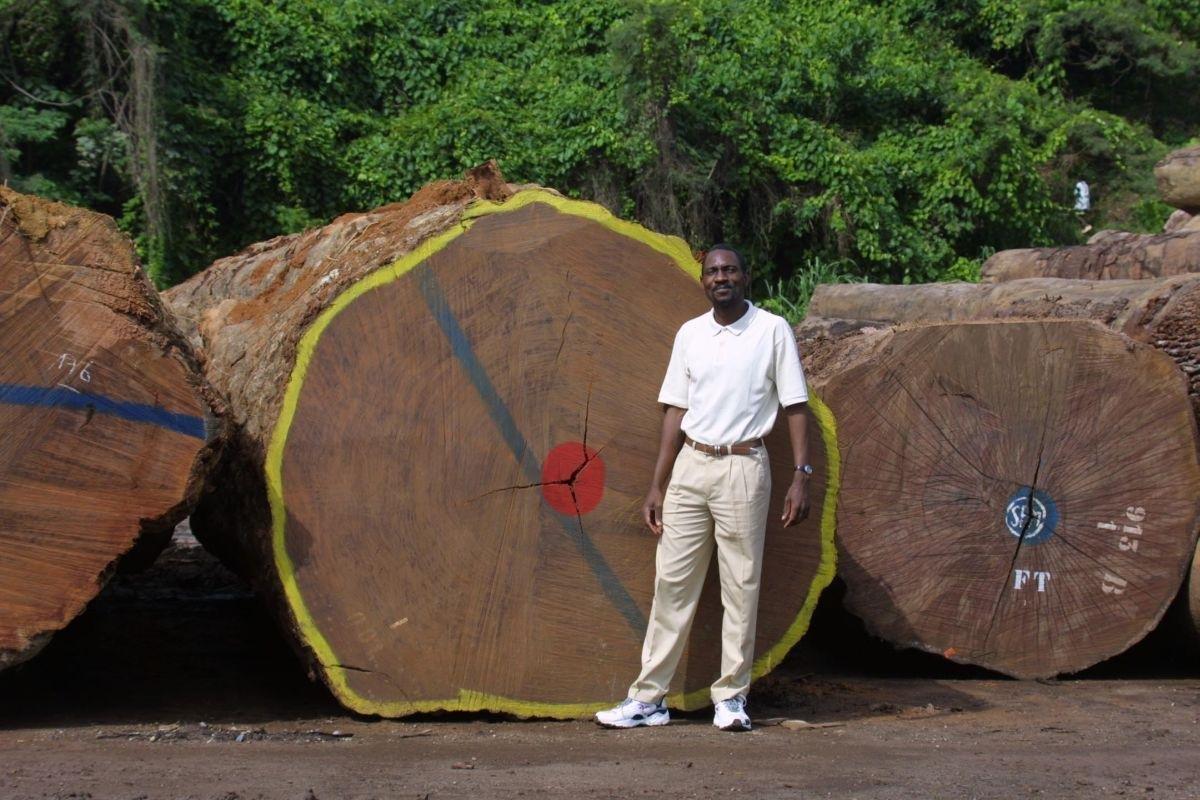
[
  {"xmin": 265, "ymin": 196, "xmax": 836, "ymax": 716},
  {"xmin": 0, "ymin": 188, "xmax": 220, "ymax": 670},
  {"xmin": 820, "ymin": 319, "xmax": 1200, "ymax": 678},
  {"xmin": 171, "ymin": 183, "xmax": 838, "ymax": 717}
]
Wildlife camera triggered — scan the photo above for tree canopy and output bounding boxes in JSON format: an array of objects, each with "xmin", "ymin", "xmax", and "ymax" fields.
[{"xmin": 1, "ymin": 0, "xmax": 1195, "ymax": 290}]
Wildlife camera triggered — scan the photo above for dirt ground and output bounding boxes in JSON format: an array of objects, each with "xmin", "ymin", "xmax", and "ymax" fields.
[{"xmin": 2, "ymin": 533, "xmax": 1199, "ymax": 800}]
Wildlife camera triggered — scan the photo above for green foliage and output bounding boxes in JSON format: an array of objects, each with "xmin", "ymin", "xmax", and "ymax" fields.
[
  {"xmin": 756, "ymin": 256, "xmax": 864, "ymax": 325},
  {"xmin": 0, "ymin": 102, "xmax": 67, "ymax": 161},
  {"xmin": 0, "ymin": 0, "xmax": 1195, "ymax": 287},
  {"xmin": 0, "ymin": 100, "xmax": 70, "ymax": 189}
]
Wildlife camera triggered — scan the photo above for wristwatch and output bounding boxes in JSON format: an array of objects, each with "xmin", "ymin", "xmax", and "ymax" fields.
[{"xmin": 794, "ymin": 464, "xmax": 813, "ymax": 476}]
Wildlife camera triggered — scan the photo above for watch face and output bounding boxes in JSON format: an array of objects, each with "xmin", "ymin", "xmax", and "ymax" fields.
[{"xmin": 799, "ymin": 464, "xmax": 813, "ymax": 475}]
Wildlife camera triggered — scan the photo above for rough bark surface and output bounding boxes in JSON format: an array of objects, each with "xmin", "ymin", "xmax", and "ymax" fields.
[
  {"xmin": 981, "ymin": 231, "xmax": 1200, "ymax": 282},
  {"xmin": 0, "ymin": 187, "xmax": 222, "ymax": 670},
  {"xmin": 803, "ymin": 276, "xmax": 1200, "ymax": 420},
  {"xmin": 801, "ymin": 318, "xmax": 1200, "ymax": 678},
  {"xmin": 1156, "ymin": 146, "xmax": 1200, "ymax": 212},
  {"xmin": 165, "ymin": 164, "xmax": 836, "ymax": 718}
]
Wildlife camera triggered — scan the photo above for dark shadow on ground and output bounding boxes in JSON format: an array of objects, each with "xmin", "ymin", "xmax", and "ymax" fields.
[
  {"xmin": 796, "ymin": 577, "xmax": 1200, "ymax": 682},
  {"xmin": 0, "ymin": 535, "xmax": 341, "ymax": 729},
  {"xmin": 1, "ymin": 541, "xmax": 1193, "ymax": 732}
]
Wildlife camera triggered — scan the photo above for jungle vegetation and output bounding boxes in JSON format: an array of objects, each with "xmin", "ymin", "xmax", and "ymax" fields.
[{"xmin": 1, "ymin": 0, "xmax": 1196, "ymax": 307}]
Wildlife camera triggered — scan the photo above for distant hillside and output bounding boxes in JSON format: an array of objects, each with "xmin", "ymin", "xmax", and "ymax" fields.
[{"xmin": 1, "ymin": 0, "xmax": 1196, "ymax": 286}]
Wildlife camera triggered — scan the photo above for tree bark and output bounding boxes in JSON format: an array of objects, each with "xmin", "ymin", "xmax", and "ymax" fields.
[
  {"xmin": 804, "ymin": 276, "xmax": 1200, "ymax": 420},
  {"xmin": 801, "ymin": 317, "xmax": 1200, "ymax": 678},
  {"xmin": 164, "ymin": 163, "xmax": 837, "ymax": 718},
  {"xmin": 981, "ymin": 231, "xmax": 1200, "ymax": 282},
  {"xmin": 0, "ymin": 187, "xmax": 222, "ymax": 671}
]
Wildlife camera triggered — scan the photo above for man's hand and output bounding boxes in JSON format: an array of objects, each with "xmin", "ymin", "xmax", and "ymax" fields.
[
  {"xmin": 781, "ymin": 479, "xmax": 810, "ymax": 527},
  {"xmin": 781, "ymin": 403, "xmax": 810, "ymax": 527},
  {"xmin": 642, "ymin": 486, "xmax": 666, "ymax": 535}
]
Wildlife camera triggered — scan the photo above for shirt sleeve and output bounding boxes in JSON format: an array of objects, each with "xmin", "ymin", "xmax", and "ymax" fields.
[
  {"xmin": 657, "ymin": 327, "xmax": 690, "ymax": 407},
  {"xmin": 773, "ymin": 318, "xmax": 809, "ymax": 406}
]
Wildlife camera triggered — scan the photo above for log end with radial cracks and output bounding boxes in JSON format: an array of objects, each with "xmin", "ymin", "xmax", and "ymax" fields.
[
  {"xmin": 0, "ymin": 187, "xmax": 224, "ymax": 671},
  {"xmin": 166, "ymin": 163, "xmax": 838, "ymax": 717},
  {"xmin": 811, "ymin": 319, "xmax": 1200, "ymax": 678}
]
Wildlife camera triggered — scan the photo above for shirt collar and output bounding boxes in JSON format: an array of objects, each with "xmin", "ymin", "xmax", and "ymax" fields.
[{"xmin": 708, "ymin": 301, "xmax": 755, "ymax": 336}]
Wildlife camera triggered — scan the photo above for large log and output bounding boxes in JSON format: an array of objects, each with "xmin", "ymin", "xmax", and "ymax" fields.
[
  {"xmin": 0, "ymin": 187, "xmax": 221, "ymax": 670},
  {"xmin": 807, "ymin": 318, "xmax": 1200, "ymax": 678},
  {"xmin": 980, "ymin": 230, "xmax": 1200, "ymax": 282},
  {"xmin": 1156, "ymin": 145, "xmax": 1200, "ymax": 212},
  {"xmin": 165, "ymin": 165, "xmax": 837, "ymax": 718},
  {"xmin": 804, "ymin": 276, "xmax": 1200, "ymax": 417},
  {"xmin": 800, "ymin": 280, "xmax": 1200, "ymax": 675},
  {"xmin": 1163, "ymin": 210, "xmax": 1199, "ymax": 234}
]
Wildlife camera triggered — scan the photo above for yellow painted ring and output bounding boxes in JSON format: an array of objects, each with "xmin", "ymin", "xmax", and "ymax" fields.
[{"xmin": 264, "ymin": 188, "xmax": 840, "ymax": 717}]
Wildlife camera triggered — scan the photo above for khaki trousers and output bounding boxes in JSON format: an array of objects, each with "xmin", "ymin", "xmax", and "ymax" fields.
[{"xmin": 629, "ymin": 443, "xmax": 771, "ymax": 704}]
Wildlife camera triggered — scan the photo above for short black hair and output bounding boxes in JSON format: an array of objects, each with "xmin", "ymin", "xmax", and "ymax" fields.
[{"xmin": 706, "ymin": 243, "xmax": 746, "ymax": 272}]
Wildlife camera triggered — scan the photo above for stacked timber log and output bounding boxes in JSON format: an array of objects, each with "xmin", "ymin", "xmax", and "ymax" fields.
[
  {"xmin": 968, "ymin": 145, "xmax": 1200, "ymax": 654},
  {"xmin": 1156, "ymin": 146, "xmax": 1200, "ymax": 215},
  {"xmin": 981, "ymin": 232, "xmax": 1200, "ymax": 281},
  {"xmin": 1164, "ymin": 210, "xmax": 1200, "ymax": 235},
  {"xmin": 981, "ymin": 145, "xmax": 1200, "ymax": 282},
  {"xmin": 796, "ymin": 279, "xmax": 1200, "ymax": 678},
  {"xmin": 804, "ymin": 277, "xmax": 1200, "ymax": 417},
  {"xmin": 0, "ymin": 188, "xmax": 223, "ymax": 671},
  {"xmin": 164, "ymin": 163, "xmax": 837, "ymax": 718}
]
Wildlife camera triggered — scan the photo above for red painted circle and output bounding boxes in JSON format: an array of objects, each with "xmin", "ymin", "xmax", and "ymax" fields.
[{"xmin": 541, "ymin": 441, "xmax": 605, "ymax": 515}]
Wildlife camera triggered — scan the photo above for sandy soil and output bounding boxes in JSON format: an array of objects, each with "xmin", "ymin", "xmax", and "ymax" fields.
[{"xmin": 2, "ymin": 535, "xmax": 1198, "ymax": 800}]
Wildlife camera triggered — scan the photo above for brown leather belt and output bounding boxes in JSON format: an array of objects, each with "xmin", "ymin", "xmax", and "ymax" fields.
[{"xmin": 684, "ymin": 436, "xmax": 764, "ymax": 456}]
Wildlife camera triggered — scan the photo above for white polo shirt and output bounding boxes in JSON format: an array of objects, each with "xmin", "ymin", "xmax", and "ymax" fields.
[{"xmin": 658, "ymin": 301, "xmax": 809, "ymax": 446}]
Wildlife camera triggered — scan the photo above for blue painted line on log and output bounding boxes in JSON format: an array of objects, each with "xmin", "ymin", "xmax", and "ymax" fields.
[
  {"xmin": 416, "ymin": 265, "xmax": 647, "ymax": 636},
  {"xmin": 0, "ymin": 383, "xmax": 206, "ymax": 440}
]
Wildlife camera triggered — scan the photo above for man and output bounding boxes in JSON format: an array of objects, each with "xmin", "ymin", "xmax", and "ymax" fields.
[
  {"xmin": 1074, "ymin": 179, "xmax": 1093, "ymax": 234},
  {"xmin": 595, "ymin": 244, "xmax": 811, "ymax": 732}
]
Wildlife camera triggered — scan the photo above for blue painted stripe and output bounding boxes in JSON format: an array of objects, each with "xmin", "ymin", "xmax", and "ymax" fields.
[
  {"xmin": 417, "ymin": 268, "xmax": 539, "ymax": 484},
  {"xmin": 417, "ymin": 266, "xmax": 647, "ymax": 636},
  {"xmin": 0, "ymin": 383, "xmax": 207, "ymax": 440}
]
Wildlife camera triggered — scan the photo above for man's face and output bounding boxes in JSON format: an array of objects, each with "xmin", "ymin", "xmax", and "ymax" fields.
[{"xmin": 701, "ymin": 249, "xmax": 748, "ymax": 310}]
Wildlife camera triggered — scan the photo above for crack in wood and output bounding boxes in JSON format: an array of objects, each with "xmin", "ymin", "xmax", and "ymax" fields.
[
  {"xmin": 25, "ymin": 259, "xmax": 59, "ymax": 313},
  {"xmin": 886, "ymin": 367, "xmax": 1000, "ymax": 483},
  {"xmin": 462, "ymin": 388, "xmax": 600, "ymax": 506},
  {"xmin": 1050, "ymin": 531, "xmax": 1132, "ymax": 590},
  {"xmin": 983, "ymin": 405, "xmax": 1052, "ymax": 650},
  {"xmin": 554, "ymin": 280, "xmax": 573, "ymax": 364},
  {"xmin": 78, "ymin": 403, "xmax": 96, "ymax": 431},
  {"xmin": 554, "ymin": 309, "xmax": 573, "ymax": 363},
  {"xmin": 462, "ymin": 475, "xmax": 579, "ymax": 505},
  {"xmin": 331, "ymin": 663, "xmax": 403, "ymax": 692},
  {"xmin": 581, "ymin": 383, "xmax": 590, "ymax": 454}
]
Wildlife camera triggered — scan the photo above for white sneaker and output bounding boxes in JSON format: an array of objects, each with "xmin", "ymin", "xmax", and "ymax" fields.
[
  {"xmin": 594, "ymin": 698, "xmax": 669, "ymax": 729},
  {"xmin": 713, "ymin": 695, "xmax": 751, "ymax": 731}
]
